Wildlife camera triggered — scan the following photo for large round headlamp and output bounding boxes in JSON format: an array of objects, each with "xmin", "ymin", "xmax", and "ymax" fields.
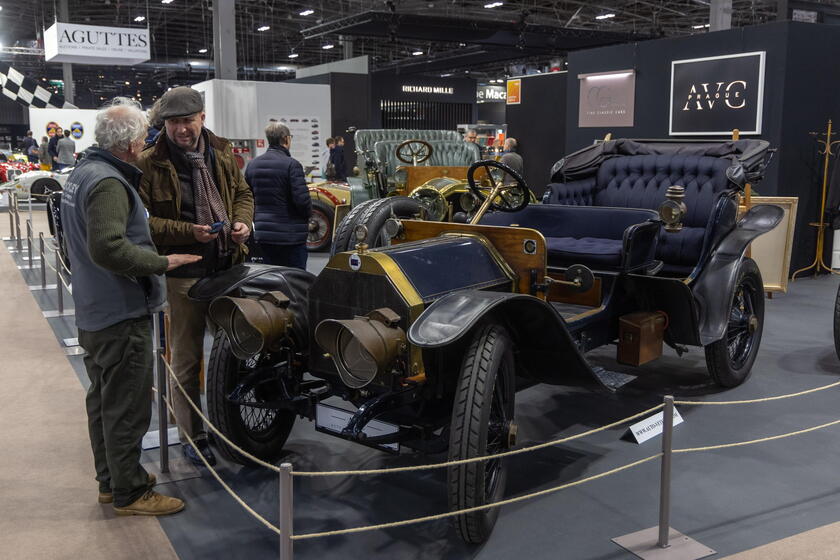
[
  {"xmin": 410, "ymin": 188, "xmax": 447, "ymax": 221},
  {"xmin": 315, "ymin": 308, "xmax": 406, "ymax": 389},
  {"xmin": 209, "ymin": 291, "xmax": 294, "ymax": 360},
  {"xmin": 459, "ymin": 191, "xmax": 478, "ymax": 213}
]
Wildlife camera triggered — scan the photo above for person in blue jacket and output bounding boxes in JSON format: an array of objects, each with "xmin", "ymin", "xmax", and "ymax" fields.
[{"xmin": 245, "ymin": 122, "xmax": 312, "ymax": 269}]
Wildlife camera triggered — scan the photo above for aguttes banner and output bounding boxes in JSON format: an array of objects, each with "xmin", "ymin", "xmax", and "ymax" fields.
[
  {"xmin": 44, "ymin": 22, "xmax": 150, "ymax": 66},
  {"xmin": 669, "ymin": 51, "xmax": 766, "ymax": 135}
]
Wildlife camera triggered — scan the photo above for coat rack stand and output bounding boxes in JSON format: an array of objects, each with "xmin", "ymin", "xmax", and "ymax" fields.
[{"xmin": 792, "ymin": 119, "xmax": 840, "ymax": 279}]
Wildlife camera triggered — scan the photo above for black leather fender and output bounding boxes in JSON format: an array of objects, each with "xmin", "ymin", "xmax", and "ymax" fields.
[
  {"xmin": 693, "ymin": 204, "xmax": 784, "ymax": 345},
  {"xmin": 188, "ymin": 263, "xmax": 317, "ymax": 351},
  {"xmin": 408, "ymin": 290, "xmax": 603, "ymax": 389}
]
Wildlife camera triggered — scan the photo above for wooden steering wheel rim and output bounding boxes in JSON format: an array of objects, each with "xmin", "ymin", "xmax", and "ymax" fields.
[{"xmin": 396, "ymin": 139, "xmax": 433, "ymax": 165}]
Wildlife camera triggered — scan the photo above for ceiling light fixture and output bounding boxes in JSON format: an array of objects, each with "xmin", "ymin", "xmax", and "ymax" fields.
[
  {"xmin": 288, "ymin": 53, "xmax": 299, "ymax": 58},
  {"xmin": 412, "ymin": 50, "xmax": 423, "ymax": 56},
  {"xmin": 161, "ymin": 0, "xmax": 174, "ymax": 4},
  {"xmin": 257, "ymin": 25, "xmax": 270, "ymax": 32},
  {"xmin": 692, "ymin": 23, "xmax": 710, "ymax": 29},
  {"xmin": 299, "ymin": 9, "xmax": 314, "ymax": 16},
  {"xmin": 134, "ymin": 15, "xmax": 146, "ymax": 22},
  {"xmin": 198, "ymin": 48, "xmax": 208, "ymax": 53},
  {"xmin": 484, "ymin": 2, "xmax": 503, "ymax": 8},
  {"xmin": 322, "ymin": 44, "xmax": 335, "ymax": 49},
  {"xmin": 595, "ymin": 13, "xmax": 615, "ymax": 20}
]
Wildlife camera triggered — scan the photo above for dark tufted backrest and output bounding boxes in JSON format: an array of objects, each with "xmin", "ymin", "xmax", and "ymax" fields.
[{"xmin": 545, "ymin": 154, "xmax": 735, "ymax": 271}]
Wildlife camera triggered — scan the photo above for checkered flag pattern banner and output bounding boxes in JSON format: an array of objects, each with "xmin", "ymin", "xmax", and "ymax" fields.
[{"xmin": 0, "ymin": 62, "xmax": 77, "ymax": 110}]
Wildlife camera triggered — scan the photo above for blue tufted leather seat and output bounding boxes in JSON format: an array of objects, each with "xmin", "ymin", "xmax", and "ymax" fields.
[{"xmin": 543, "ymin": 153, "xmax": 737, "ymax": 275}]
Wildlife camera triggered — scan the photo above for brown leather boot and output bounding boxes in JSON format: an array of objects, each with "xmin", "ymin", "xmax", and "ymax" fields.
[
  {"xmin": 113, "ymin": 490, "xmax": 185, "ymax": 516},
  {"xmin": 98, "ymin": 473, "xmax": 158, "ymax": 504}
]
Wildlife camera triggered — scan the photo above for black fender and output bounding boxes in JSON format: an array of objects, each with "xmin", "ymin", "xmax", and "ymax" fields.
[
  {"xmin": 693, "ymin": 204, "xmax": 783, "ymax": 345},
  {"xmin": 188, "ymin": 263, "xmax": 316, "ymax": 352},
  {"xmin": 407, "ymin": 290, "xmax": 604, "ymax": 390}
]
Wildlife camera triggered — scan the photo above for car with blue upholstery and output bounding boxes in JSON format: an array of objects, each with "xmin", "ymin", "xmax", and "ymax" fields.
[{"xmin": 192, "ymin": 138, "xmax": 781, "ymax": 545}]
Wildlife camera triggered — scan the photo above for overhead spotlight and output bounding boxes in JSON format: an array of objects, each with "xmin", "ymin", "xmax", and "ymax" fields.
[
  {"xmin": 412, "ymin": 50, "xmax": 423, "ymax": 56},
  {"xmin": 124, "ymin": 81, "xmax": 130, "ymax": 85},
  {"xmin": 161, "ymin": 0, "xmax": 174, "ymax": 4},
  {"xmin": 322, "ymin": 44, "xmax": 335, "ymax": 49},
  {"xmin": 288, "ymin": 53, "xmax": 299, "ymax": 58},
  {"xmin": 692, "ymin": 23, "xmax": 710, "ymax": 29},
  {"xmin": 257, "ymin": 25, "xmax": 270, "ymax": 32},
  {"xmin": 299, "ymin": 9, "xmax": 314, "ymax": 16},
  {"xmin": 134, "ymin": 15, "xmax": 146, "ymax": 22},
  {"xmin": 595, "ymin": 13, "xmax": 615, "ymax": 20},
  {"xmin": 440, "ymin": 73, "xmax": 452, "ymax": 77},
  {"xmin": 198, "ymin": 48, "xmax": 208, "ymax": 53},
  {"xmin": 484, "ymin": 1, "xmax": 503, "ymax": 8}
]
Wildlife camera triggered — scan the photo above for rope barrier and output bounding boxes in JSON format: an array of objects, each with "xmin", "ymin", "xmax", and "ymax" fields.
[
  {"xmin": 162, "ymin": 352, "xmax": 663, "ymax": 476},
  {"xmin": 159, "ymin": 391, "xmax": 282, "ymax": 536},
  {"xmin": 674, "ymin": 417, "xmax": 840, "ymax": 454},
  {"xmin": 291, "ymin": 454, "xmax": 662, "ymax": 540},
  {"xmin": 674, "ymin": 379, "xmax": 840, "ymax": 406}
]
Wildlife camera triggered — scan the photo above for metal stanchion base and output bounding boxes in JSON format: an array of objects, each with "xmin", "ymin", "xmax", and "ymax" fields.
[
  {"xmin": 612, "ymin": 527, "xmax": 715, "ymax": 560},
  {"xmin": 29, "ymin": 284, "xmax": 58, "ymax": 291},
  {"xmin": 64, "ymin": 347, "xmax": 86, "ymax": 356},
  {"xmin": 43, "ymin": 309, "xmax": 75, "ymax": 318},
  {"xmin": 63, "ymin": 337, "xmax": 79, "ymax": 347},
  {"xmin": 144, "ymin": 456, "xmax": 202, "ymax": 484}
]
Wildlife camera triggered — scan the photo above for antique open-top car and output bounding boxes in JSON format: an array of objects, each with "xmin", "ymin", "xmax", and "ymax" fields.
[{"xmin": 193, "ymin": 138, "xmax": 781, "ymax": 544}]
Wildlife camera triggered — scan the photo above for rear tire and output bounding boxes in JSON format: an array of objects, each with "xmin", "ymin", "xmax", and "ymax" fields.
[
  {"xmin": 331, "ymin": 196, "xmax": 422, "ymax": 255},
  {"xmin": 307, "ymin": 199, "xmax": 334, "ymax": 252},
  {"xmin": 834, "ymin": 283, "xmax": 840, "ymax": 361},
  {"xmin": 704, "ymin": 258, "xmax": 764, "ymax": 387},
  {"xmin": 31, "ymin": 178, "xmax": 61, "ymax": 197},
  {"xmin": 448, "ymin": 323, "xmax": 515, "ymax": 544},
  {"xmin": 206, "ymin": 331, "xmax": 295, "ymax": 464}
]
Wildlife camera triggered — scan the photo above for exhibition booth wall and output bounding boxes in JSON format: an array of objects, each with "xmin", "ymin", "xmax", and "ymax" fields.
[
  {"xmin": 370, "ymin": 75, "xmax": 477, "ymax": 131},
  {"xmin": 191, "ymin": 79, "xmax": 331, "ymax": 172},
  {"xmin": 28, "ymin": 108, "xmax": 99, "ymax": 152},
  {"xmin": 505, "ymin": 71, "xmax": 568, "ymax": 198},
  {"xmin": 565, "ymin": 21, "xmax": 840, "ymax": 273}
]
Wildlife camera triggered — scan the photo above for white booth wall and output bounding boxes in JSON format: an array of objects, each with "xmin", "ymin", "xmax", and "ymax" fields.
[
  {"xmin": 191, "ymin": 79, "xmax": 331, "ymax": 170},
  {"xmin": 27, "ymin": 108, "xmax": 99, "ymax": 152}
]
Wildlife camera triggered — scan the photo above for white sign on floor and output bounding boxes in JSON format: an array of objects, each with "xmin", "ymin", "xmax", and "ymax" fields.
[{"xmin": 626, "ymin": 407, "xmax": 684, "ymax": 444}]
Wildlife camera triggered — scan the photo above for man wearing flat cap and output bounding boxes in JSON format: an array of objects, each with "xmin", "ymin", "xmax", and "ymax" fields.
[{"xmin": 137, "ymin": 86, "xmax": 254, "ymax": 467}]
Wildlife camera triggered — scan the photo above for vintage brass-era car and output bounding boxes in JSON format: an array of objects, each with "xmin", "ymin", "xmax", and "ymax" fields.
[{"xmin": 194, "ymin": 138, "xmax": 781, "ymax": 544}]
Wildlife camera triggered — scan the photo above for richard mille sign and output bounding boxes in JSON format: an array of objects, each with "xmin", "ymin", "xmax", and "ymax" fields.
[
  {"xmin": 44, "ymin": 22, "xmax": 151, "ymax": 66},
  {"xmin": 401, "ymin": 85, "xmax": 454, "ymax": 95},
  {"xmin": 669, "ymin": 51, "xmax": 765, "ymax": 136}
]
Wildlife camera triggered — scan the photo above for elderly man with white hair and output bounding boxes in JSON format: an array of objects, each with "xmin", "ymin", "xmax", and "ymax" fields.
[{"xmin": 61, "ymin": 97, "xmax": 200, "ymax": 516}]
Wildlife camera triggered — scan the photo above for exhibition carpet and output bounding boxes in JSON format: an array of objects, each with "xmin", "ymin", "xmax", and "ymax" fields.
[{"xmin": 0, "ymin": 213, "xmax": 178, "ymax": 560}]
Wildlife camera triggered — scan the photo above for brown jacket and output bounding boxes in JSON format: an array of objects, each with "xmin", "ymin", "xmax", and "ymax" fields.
[{"xmin": 136, "ymin": 129, "xmax": 254, "ymax": 265}]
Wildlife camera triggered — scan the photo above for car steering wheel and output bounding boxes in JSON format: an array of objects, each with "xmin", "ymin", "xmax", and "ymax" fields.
[
  {"xmin": 396, "ymin": 139, "xmax": 433, "ymax": 165},
  {"xmin": 467, "ymin": 160, "xmax": 530, "ymax": 213}
]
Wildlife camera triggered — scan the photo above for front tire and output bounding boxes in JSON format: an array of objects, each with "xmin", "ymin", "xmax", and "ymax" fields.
[
  {"xmin": 704, "ymin": 258, "xmax": 765, "ymax": 387},
  {"xmin": 448, "ymin": 324, "xmax": 515, "ymax": 544},
  {"xmin": 31, "ymin": 178, "xmax": 61, "ymax": 198},
  {"xmin": 307, "ymin": 199, "xmax": 334, "ymax": 252},
  {"xmin": 206, "ymin": 331, "xmax": 295, "ymax": 464}
]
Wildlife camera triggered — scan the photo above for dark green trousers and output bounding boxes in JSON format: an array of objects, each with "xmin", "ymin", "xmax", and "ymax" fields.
[{"xmin": 79, "ymin": 315, "xmax": 154, "ymax": 507}]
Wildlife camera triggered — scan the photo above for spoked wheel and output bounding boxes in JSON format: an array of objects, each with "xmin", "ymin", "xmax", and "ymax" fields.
[
  {"xmin": 448, "ymin": 323, "xmax": 516, "ymax": 544},
  {"xmin": 307, "ymin": 199, "xmax": 333, "ymax": 252},
  {"xmin": 206, "ymin": 330, "xmax": 295, "ymax": 464},
  {"xmin": 705, "ymin": 258, "xmax": 765, "ymax": 387}
]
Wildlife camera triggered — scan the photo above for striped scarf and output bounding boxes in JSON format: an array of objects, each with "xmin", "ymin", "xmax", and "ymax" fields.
[{"xmin": 185, "ymin": 134, "xmax": 231, "ymax": 257}]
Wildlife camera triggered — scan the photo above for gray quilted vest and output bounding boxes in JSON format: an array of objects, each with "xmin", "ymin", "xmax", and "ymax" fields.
[{"xmin": 61, "ymin": 148, "xmax": 166, "ymax": 331}]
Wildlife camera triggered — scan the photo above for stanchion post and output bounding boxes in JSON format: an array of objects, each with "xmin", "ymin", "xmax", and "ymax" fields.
[
  {"xmin": 153, "ymin": 312, "xmax": 169, "ymax": 473},
  {"xmin": 39, "ymin": 232, "xmax": 46, "ymax": 289},
  {"xmin": 7, "ymin": 196, "xmax": 14, "ymax": 240},
  {"xmin": 56, "ymin": 255, "xmax": 64, "ymax": 314},
  {"xmin": 26, "ymin": 220, "xmax": 33, "ymax": 269},
  {"xmin": 14, "ymin": 194, "xmax": 22, "ymax": 252},
  {"xmin": 657, "ymin": 395, "xmax": 675, "ymax": 549},
  {"xmin": 279, "ymin": 462, "xmax": 294, "ymax": 560}
]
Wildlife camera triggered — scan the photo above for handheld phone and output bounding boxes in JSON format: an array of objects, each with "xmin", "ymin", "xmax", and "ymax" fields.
[{"xmin": 209, "ymin": 221, "xmax": 225, "ymax": 234}]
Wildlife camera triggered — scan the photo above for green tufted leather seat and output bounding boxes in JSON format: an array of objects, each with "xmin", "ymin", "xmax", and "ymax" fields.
[
  {"xmin": 373, "ymin": 140, "xmax": 481, "ymax": 176},
  {"xmin": 354, "ymin": 129, "xmax": 464, "ymax": 154}
]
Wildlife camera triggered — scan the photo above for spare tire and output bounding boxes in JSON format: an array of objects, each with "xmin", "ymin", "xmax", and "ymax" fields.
[{"xmin": 331, "ymin": 196, "xmax": 422, "ymax": 255}]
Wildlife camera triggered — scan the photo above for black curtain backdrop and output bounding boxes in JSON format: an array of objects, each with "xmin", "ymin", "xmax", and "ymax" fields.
[
  {"xmin": 566, "ymin": 21, "xmax": 840, "ymax": 274},
  {"xmin": 505, "ymin": 72, "xmax": 567, "ymax": 198},
  {"xmin": 477, "ymin": 102, "xmax": 506, "ymax": 125}
]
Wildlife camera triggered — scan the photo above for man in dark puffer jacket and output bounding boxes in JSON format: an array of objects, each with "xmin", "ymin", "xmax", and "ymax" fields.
[{"xmin": 245, "ymin": 122, "xmax": 312, "ymax": 269}]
